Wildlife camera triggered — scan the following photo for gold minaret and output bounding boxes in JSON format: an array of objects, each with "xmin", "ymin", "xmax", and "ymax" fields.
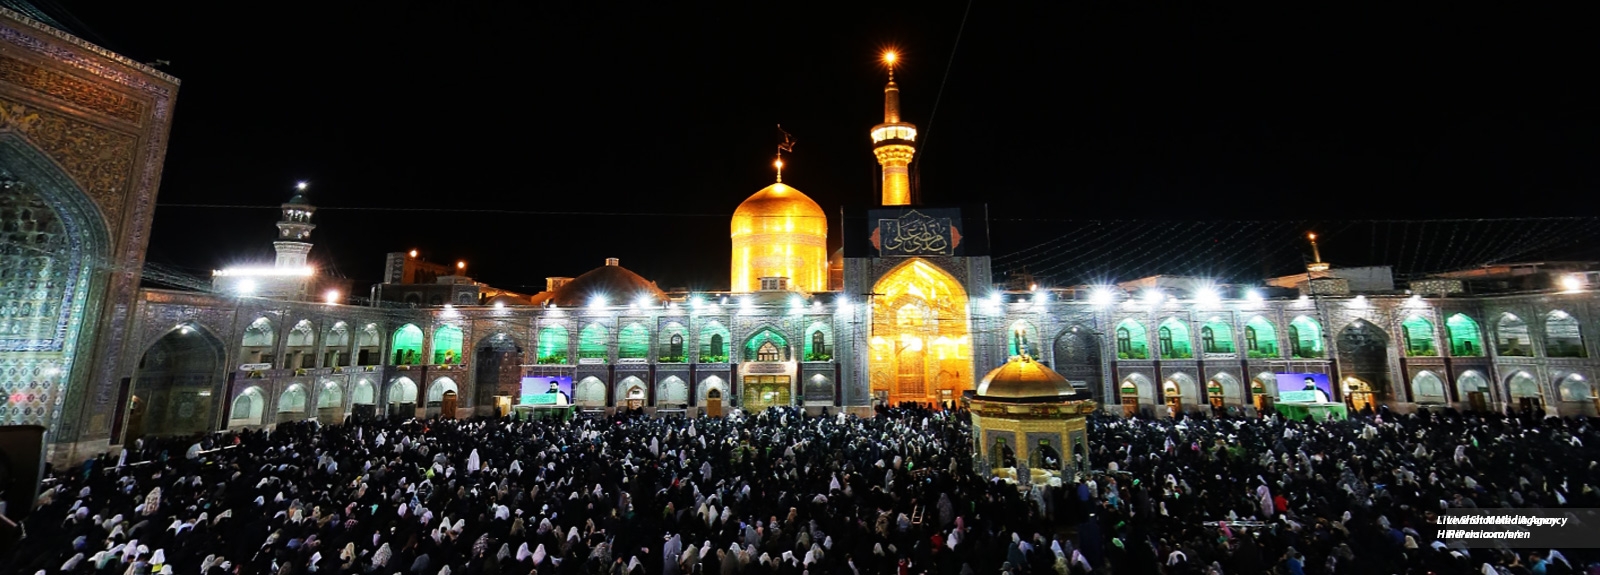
[
  {"xmin": 871, "ymin": 51, "xmax": 917, "ymax": 206},
  {"xmin": 1306, "ymin": 232, "xmax": 1330, "ymax": 273}
]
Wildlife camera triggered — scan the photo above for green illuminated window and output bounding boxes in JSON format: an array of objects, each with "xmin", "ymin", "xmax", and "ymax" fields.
[
  {"xmin": 698, "ymin": 321, "xmax": 730, "ymax": 363},
  {"xmin": 743, "ymin": 328, "xmax": 789, "ymax": 362},
  {"xmin": 1245, "ymin": 316, "xmax": 1278, "ymax": 358},
  {"xmin": 537, "ymin": 325, "xmax": 569, "ymax": 364},
  {"xmin": 432, "ymin": 325, "xmax": 463, "ymax": 364},
  {"xmin": 1158, "ymin": 318, "xmax": 1191, "ymax": 359},
  {"xmin": 658, "ymin": 322, "xmax": 688, "ymax": 363},
  {"xmin": 1288, "ymin": 316, "xmax": 1323, "ymax": 358},
  {"xmin": 1114, "ymin": 319, "xmax": 1148, "ymax": 360},
  {"xmin": 804, "ymin": 321, "xmax": 832, "ymax": 361},
  {"xmin": 392, "ymin": 324, "xmax": 423, "ymax": 365},
  {"xmin": 618, "ymin": 323, "xmax": 650, "ymax": 359},
  {"xmin": 579, "ymin": 323, "xmax": 608, "ymax": 361},
  {"xmin": 1201, "ymin": 319, "xmax": 1233, "ymax": 353},
  {"xmin": 1007, "ymin": 320, "xmax": 1040, "ymax": 357},
  {"xmin": 1401, "ymin": 315, "xmax": 1436, "ymax": 357},
  {"xmin": 1445, "ymin": 314, "xmax": 1483, "ymax": 357}
]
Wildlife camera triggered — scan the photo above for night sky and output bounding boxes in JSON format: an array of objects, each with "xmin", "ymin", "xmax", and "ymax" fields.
[{"xmin": 46, "ymin": 2, "xmax": 1600, "ymax": 293}]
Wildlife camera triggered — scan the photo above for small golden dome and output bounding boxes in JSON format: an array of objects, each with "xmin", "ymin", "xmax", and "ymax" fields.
[
  {"xmin": 976, "ymin": 355, "xmax": 1076, "ymax": 399},
  {"xmin": 732, "ymin": 183, "xmax": 827, "ymax": 226}
]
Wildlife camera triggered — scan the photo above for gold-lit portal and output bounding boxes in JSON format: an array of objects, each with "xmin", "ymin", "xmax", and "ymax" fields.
[
  {"xmin": 871, "ymin": 53, "xmax": 917, "ymax": 206},
  {"xmin": 869, "ymin": 259, "xmax": 972, "ymax": 405},
  {"xmin": 731, "ymin": 182, "xmax": 828, "ymax": 293}
]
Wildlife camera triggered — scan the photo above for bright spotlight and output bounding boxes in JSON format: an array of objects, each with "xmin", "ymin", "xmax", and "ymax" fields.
[
  {"xmin": 590, "ymin": 295, "xmax": 607, "ymax": 309},
  {"xmin": 636, "ymin": 295, "xmax": 655, "ymax": 309},
  {"xmin": 1143, "ymin": 289, "xmax": 1163, "ymax": 306},
  {"xmin": 493, "ymin": 301, "xmax": 505, "ymax": 310},
  {"xmin": 408, "ymin": 249, "xmax": 418, "ymax": 258},
  {"xmin": 1197, "ymin": 287, "xmax": 1221, "ymax": 306},
  {"xmin": 1246, "ymin": 289, "xmax": 1264, "ymax": 302},
  {"xmin": 1090, "ymin": 287, "xmax": 1114, "ymax": 306},
  {"xmin": 296, "ymin": 181, "xmax": 308, "ymax": 190},
  {"xmin": 237, "ymin": 279, "xmax": 257, "ymax": 295},
  {"xmin": 1562, "ymin": 275, "xmax": 1584, "ymax": 292},
  {"xmin": 883, "ymin": 50, "xmax": 897, "ymax": 65},
  {"xmin": 324, "ymin": 290, "xmax": 340, "ymax": 304}
]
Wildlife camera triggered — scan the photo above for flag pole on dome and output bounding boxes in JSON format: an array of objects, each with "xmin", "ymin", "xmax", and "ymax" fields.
[{"xmin": 775, "ymin": 124, "xmax": 796, "ymax": 183}]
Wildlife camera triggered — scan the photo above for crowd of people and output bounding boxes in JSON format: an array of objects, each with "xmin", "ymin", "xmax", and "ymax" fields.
[{"xmin": 7, "ymin": 402, "xmax": 1600, "ymax": 575}]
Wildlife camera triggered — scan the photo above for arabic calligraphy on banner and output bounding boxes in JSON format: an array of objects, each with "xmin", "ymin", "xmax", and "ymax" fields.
[{"xmin": 870, "ymin": 209, "xmax": 964, "ymax": 257}]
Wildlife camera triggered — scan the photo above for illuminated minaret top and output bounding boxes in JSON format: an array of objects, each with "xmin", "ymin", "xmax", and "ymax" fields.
[
  {"xmin": 871, "ymin": 51, "xmax": 917, "ymax": 206},
  {"xmin": 1306, "ymin": 232, "xmax": 1329, "ymax": 273},
  {"xmin": 274, "ymin": 182, "xmax": 317, "ymax": 268}
]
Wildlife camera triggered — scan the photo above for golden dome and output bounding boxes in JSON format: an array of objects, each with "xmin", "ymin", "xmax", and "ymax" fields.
[
  {"xmin": 732, "ymin": 182, "xmax": 827, "ymax": 223},
  {"xmin": 731, "ymin": 182, "xmax": 828, "ymax": 293},
  {"xmin": 976, "ymin": 355, "xmax": 1076, "ymax": 399}
]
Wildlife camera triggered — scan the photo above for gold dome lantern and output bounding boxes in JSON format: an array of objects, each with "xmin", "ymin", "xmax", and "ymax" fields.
[{"xmin": 730, "ymin": 182, "xmax": 828, "ymax": 293}]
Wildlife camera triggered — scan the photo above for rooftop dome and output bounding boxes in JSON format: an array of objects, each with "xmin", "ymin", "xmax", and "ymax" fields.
[
  {"xmin": 976, "ymin": 355, "xmax": 1076, "ymax": 400},
  {"xmin": 731, "ymin": 182, "xmax": 828, "ymax": 293},
  {"xmin": 547, "ymin": 258, "xmax": 665, "ymax": 307}
]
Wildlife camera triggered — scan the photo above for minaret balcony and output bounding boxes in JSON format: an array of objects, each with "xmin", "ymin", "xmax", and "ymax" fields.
[{"xmin": 871, "ymin": 123, "xmax": 918, "ymax": 144}]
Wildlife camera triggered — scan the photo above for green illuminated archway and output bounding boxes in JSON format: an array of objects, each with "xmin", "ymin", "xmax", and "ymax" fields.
[
  {"xmin": 659, "ymin": 322, "xmax": 688, "ymax": 363},
  {"xmin": 432, "ymin": 325, "xmax": 463, "ymax": 364},
  {"xmin": 804, "ymin": 321, "xmax": 832, "ymax": 361},
  {"xmin": 618, "ymin": 323, "xmax": 650, "ymax": 359},
  {"xmin": 1114, "ymin": 319, "xmax": 1148, "ymax": 359},
  {"xmin": 1288, "ymin": 316, "xmax": 1324, "ymax": 358},
  {"xmin": 1401, "ymin": 315, "xmax": 1437, "ymax": 357},
  {"xmin": 1007, "ymin": 320, "xmax": 1041, "ymax": 357},
  {"xmin": 698, "ymin": 321, "xmax": 730, "ymax": 363},
  {"xmin": 1200, "ymin": 318, "xmax": 1233, "ymax": 353},
  {"xmin": 1244, "ymin": 316, "xmax": 1278, "ymax": 358},
  {"xmin": 743, "ymin": 328, "xmax": 789, "ymax": 362},
  {"xmin": 1157, "ymin": 318, "xmax": 1191, "ymax": 359},
  {"xmin": 579, "ymin": 323, "xmax": 608, "ymax": 361},
  {"xmin": 392, "ymin": 324, "xmax": 423, "ymax": 365},
  {"xmin": 537, "ymin": 325, "xmax": 569, "ymax": 364},
  {"xmin": 1445, "ymin": 314, "xmax": 1483, "ymax": 357}
]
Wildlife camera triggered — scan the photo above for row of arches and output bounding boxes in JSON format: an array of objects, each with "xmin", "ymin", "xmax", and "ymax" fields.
[
  {"xmin": 227, "ymin": 376, "xmax": 463, "ymax": 425},
  {"xmin": 1094, "ymin": 315, "xmax": 1327, "ymax": 360},
  {"xmin": 239, "ymin": 318, "xmax": 389, "ymax": 369},
  {"xmin": 535, "ymin": 321, "xmax": 832, "ymax": 365}
]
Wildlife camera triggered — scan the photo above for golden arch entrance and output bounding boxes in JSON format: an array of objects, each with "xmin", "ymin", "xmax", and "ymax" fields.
[{"xmin": 868, "ymin": 259, "xmax": 972, "ymax": 406}]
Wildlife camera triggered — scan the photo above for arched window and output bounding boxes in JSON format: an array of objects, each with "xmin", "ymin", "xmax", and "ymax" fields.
[
  {"xmin": 1445, "ymin": 314, "xmax": 1483, "ymax": 357},
  {"xmin": 699, "ymin": 321, "xmax": 730, "ymax": 363},
  {"xmin": 744, "ymin": 329, "xmax": 789, "ymax": 362},
  {"xmin": 1411, "ymin": 371, "xmax": 1447, "ymax": 404},
  {"xmin": 1244, "ymin": 316, "xmax": 1278, "ymax": 358},
  {"xmin": 1201, "ymin": 319, "xmax": 1233, "ymax": 353},
  {"xmin": 432, "ymin": 325, "xmax": 463, "ymax": 364},
  {"xmin": 1157, "ymin": 318, "xmax": 1191, "ymax": 359},
  {"xmin": 658, "ymin": 322, "xmax": 688, "ymax": 363},
  {"xmin": 391, "ymin": 324, "xmax": 424, "ymax": 365},
  {"xmin": 1007, "ymin": 320, "xmax": 1040, "ymax": 357},
  {"xmin": 1401, "ymin": 315, "xmax": 1437, "ymax": 357},
  {"xmin": 1545, "ymin": 310, "xmax": 1586, "ymax": 358},
  {"xmin": 804, "ymin": 322, "xmax": 832, "ymax": 361},
  {"xmin": 1496, "ymin": 313, "xmax": 1532, "ymax": 356},
  {"xmin": 241, "ymin": 317, "xmax": 276, "ymax": 366},
  {"xmin": 1288, "ymin": 316, "xmax": 1324, "ymax": 358},
  {"xmin": 1557, "ymin": 374, "xmax": 1592, "ymax": 402},
  {"xmin": 578, "ymin": 323, "xmax": 608, "ymax": 361},
  {"xmin": 537, "ymin": 325, "xmax": 569, "ymax": 364},
  {"xmin": 1114, "ymin": 319, "xmax": 1148, "ymax": 359},
  {"xmin": 1508, "ymin": 372, "xmax": 1541, "ymax": 399},
  {"xmin": 230, "ymin": 387, "xmax": 265, "ymax": 423},
  {"xmin": 618, "ymin": 323, "xmax": 650, "ymax": 359}
]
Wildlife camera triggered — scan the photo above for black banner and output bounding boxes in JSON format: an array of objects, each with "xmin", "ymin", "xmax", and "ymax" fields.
[{"xmin": 842, "ymin": 205, "xmax": 989, "ymax": 258}]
